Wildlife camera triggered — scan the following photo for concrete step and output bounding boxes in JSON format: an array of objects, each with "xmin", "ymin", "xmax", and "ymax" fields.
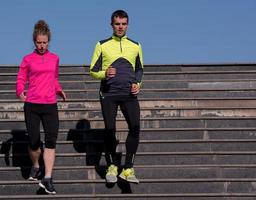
[
  {"xmin": 141, "ymin": 71, "xmax": 256, "ymax": 81},
  {"xmin": 1, "ymin": 128, "xmax": 256, "ymax": 142},
  {"xmin": 4, "ymin": 63, "xmax": 256, "ymax": 72},
  {"xmin": 142, "ymin": 64, "xmax": 256, "ymax": 72},
  {"xmin": 2, "ymin": 98, "xmax": 256, "ymax": 110},
  {"xmin": 0, "ymin": 72, "xmax": 87, "ymax": 81},
  {"xmin": 0, "ymin": 81, "xmax": 91, "ymax": 90},
  {"xmin": 4, "ymin": 97, "xmax": 256, "ymax": 103},
  {"xmin": 2, "ymin": 152, "xmax": 256, "ymax": 167},
  {"xmin": 2, "ymin": 80, "xmax": 256, "ymax": 90},
  {"xmin": 2, "ymin": 140, "xmax": 256, "ymax": 155},
  {"xmin": 1, "ymin": 178, "xmax": 256, "ymax": 195},
  {"xmin": 21, "ymin": 74, "xmax": 256, "ymax": 85},
  {"xmin": 2, "ymin": 71, "xmax": 256, "ymax": 82},
  {"xmin": 3, "ymin": 63, "xmax": 256, "ymax": 71},
  {"xmin": 2, "ymin": 165, "xmax": 256, "ymax": 181},
  {"xmin": 143, "ymin": 81, "xmax": 256, "ymax": 90},
  {"xmin": 2, "ymin": 89, "xmax": 256, "ymax": 99},
  {"xmin": 1, "ymin": 117, "xmax": 256, "ymax": 130},
  {"xmin": 0, "ymin": 194, "xmax": 256, "ymax": 200},
  {"xmin": 139, "ymin": 90, "xmax": 256, "ymax": 99},
  {"xmin": 0, "ymin": 65, "xmax": 86, "ymax": 73},
  {"xmin": 1, "ymin": 107, "xmax": 256, "ymax": 120},
  {"xmin": 3, "ymin": 87, "xmax": 256, "ymax": 94}
]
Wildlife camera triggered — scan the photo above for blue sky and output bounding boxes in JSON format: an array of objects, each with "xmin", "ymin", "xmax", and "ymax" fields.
[{"xmin": 1, "ymin": 0, "xmax": 256, "ymax": 65}]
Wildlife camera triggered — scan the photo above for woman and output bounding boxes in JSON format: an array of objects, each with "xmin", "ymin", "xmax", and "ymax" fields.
[{"xmin": 16, "ymin": 19, "xmax": 66, "ymax": 195}]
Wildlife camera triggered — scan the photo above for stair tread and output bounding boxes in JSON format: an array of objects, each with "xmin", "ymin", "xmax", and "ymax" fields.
[
  {"xmin": 1, "ymin": 192, "xmax": 255, "ymax": 199},
  {"xmin": 1, "ymin": 178, "xmax": 256, "ymax": 184},
  {"xmin": 2, "ymin": 97, "xmax": 256, "ymax": 103},
  {"xmin": 64, "ymin": 116, "xmax": 256, "ymax": 119},
  {"xmin": 3, "ymin": 139, "xmax": 256, "ymax": 144},
  {"xmin": 0, "ymin": 127, "xmax": 256, "ymax": 133},
  {"xmin": 2, "ymin": 87, "xmax": 256, "ymax": 92},
  {"xmin": 2, "ymin": 70, "xmax": 256, "ymax": 75},
  {"xmin": 2, "ymin": 164, "xmax": 256, "ymax": 170},
  {"xmin": 2, "ymin": 106, "xmax": 256, "ymax": 111},
  {"xmin": 3, "ymin": 151, "xmax": 256, "ymax": 157}
]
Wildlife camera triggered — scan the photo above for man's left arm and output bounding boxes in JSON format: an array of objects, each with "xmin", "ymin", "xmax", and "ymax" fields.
[{"xmin": 135, "ymin": 43, "xmax": 144, "ymax": 88}]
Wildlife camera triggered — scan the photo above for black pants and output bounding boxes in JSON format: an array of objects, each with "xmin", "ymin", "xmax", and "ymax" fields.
[
  {"xmin": 24, "ymin": 102, "xmax": 59, "ymax": 150},
  {"xmin": 100, "ymin": 95, "xmax": 140, "ymax": 168}
]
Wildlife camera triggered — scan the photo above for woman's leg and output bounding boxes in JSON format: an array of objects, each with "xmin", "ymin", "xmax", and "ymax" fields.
[
  {"xmin": 24, "ymin": 102, "xmax": 42, "ymax": 168},
  {"xmin": 41, "ymin": 104, "xmax": 59, "ymax": 178}
]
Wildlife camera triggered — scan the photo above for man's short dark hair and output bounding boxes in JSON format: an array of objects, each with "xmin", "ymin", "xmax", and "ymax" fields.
[{"xmin": 111, "ymin": 10, "xmax": 129, "ymax": 25}]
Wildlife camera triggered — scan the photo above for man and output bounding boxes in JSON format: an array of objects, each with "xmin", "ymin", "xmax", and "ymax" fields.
[{"xmin": 90, "ymin": 10, "xmax": 143, "ymax": 184}]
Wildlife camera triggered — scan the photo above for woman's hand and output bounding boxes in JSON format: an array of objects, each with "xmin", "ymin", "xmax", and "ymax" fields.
[
  {"xmin": 19, "ymin": 92, "xmax": 26, "ymax": 102},
  {"xmin": 58, "ymin": 91, "xmax": 66, "ymax": 101}
]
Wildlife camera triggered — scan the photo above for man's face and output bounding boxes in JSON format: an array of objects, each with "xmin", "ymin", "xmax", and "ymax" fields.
[{"xmin": 112, "ymin": 16, "xmax": 128, "ymax": 38}]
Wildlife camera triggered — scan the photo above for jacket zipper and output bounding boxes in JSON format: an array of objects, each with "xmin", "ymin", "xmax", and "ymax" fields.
[{"xmin": 119, "ymin": 38, "xmax": 122, "ymax": 53}]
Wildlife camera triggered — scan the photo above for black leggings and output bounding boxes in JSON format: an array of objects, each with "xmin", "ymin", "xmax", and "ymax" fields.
[
  {"xmin": 24, "ymin": 102, "xmax": 59, "ymax": 150},
  {"xmin": 100, "ymin": 95, "xmax": 140, "ymax": 168}
]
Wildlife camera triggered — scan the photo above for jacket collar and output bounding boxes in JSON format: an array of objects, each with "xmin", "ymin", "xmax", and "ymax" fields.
[
  {"xmin": 112, "ymin": 34, "xmax": 127, "ymax": 41},
  {"xmin": 33, "ymin": 49, "xmax": 49, "ymax": 56}
]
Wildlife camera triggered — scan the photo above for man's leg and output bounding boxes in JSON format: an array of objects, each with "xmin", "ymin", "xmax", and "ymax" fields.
[
  {"xmin": 100, "ymin": 96, "xmax": 119, "ymax": 165},
  {"xmin": 119, "ymin": 96, "xmax": 140, "ymax": 183},
  {"xmin": 100, "ymin": 95, "xmax": 119, "ymax": 183}
]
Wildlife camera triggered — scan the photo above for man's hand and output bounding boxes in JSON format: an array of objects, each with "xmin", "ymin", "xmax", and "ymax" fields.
[
  {"xmin": 131, "ymin": 83, "xmax": 140, "ymax": 95},
  {"xmin": 105, "ymin": 66, "xmax": 116, "ymax": 78}
]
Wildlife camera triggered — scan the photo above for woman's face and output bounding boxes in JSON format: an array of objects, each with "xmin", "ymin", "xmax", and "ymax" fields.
[{"xmin": 35, "ymin": 34, "xmax": 49, "ymax": 54}]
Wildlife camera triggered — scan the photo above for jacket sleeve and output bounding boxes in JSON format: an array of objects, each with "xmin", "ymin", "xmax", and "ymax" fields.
[
  {"xmin": 54, "ymin": 56, "xmax": 62, "ymax": 93},
  {"xmin": 135, "ymin": 43, "xmax": 144, "ymax": 87},
  {"xmin": 16, "ymin": 57, "xmax": 28, "ymax": 97},
  {"xmin": 90, "ymin": 42, "xmax": 106, "ymax": 80}
]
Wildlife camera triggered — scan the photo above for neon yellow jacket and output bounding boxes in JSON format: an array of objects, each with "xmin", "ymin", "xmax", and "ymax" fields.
[{"xmin": 90, "ymin": 34, "xmax": 143, "ymax": 96}]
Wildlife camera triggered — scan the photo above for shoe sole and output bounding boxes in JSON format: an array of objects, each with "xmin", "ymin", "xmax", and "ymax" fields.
[
  {"xmin": 119, "ymin": 175, "xmax": 139, "ymax": 184},
  {"xmin": 105, "ymin": 176, "xmax": 117, "ymax": 183},
  {"xmin": 106, "ymin": 180, "xmax": 117, "ymax": 183},
  {"xmin": 28, "ymin": 177, "xmax": 38, "ymax": 181},
  {"xmin": 39, "ymin": 183, "xmax": 56, "ymax": 194},
  {"xmin": 127, "ymin": 179, "xmax": 139, "ymax": 184}
]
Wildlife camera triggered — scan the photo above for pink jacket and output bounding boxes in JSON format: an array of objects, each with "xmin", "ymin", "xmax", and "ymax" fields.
[{"xmin": 16, "ymin": 50, "xmax": 62, "ymax": 104}]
